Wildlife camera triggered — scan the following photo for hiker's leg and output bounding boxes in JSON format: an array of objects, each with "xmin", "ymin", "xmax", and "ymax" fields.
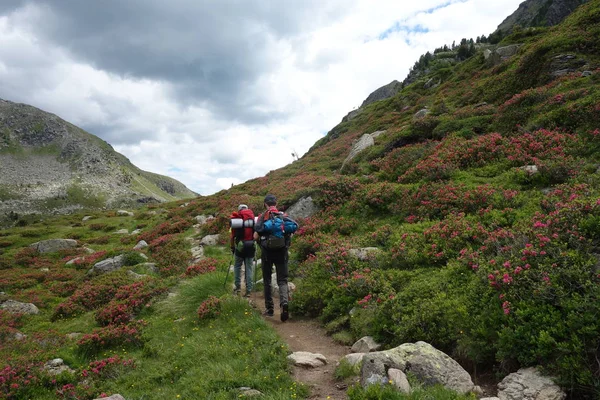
[
  {"xmin": 233, "ymin": 254, "xmax": 243, "ymax": 292},
  {"xmin": 244, "ymin": 256, "xmax": 254, "ymax": 293},
  {"xmin": 261, "ymin": 254, "xmax": 274, "ymax": 311},
  {"xmin": 274, "ymin": 250, "xmax": 289, "ymax": 307}
]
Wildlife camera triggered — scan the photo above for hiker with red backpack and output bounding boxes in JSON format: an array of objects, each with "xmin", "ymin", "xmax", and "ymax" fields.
[
  {"xmin": 230, "ymin": 204, "xmax": 256, "ymax": 297},
  {"xmin": 253, "ymin": 194, "xmax": 298, "ymax": 321}
]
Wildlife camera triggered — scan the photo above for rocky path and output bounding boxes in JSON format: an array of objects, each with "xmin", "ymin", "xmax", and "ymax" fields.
[{"xmin": 251, "ymin": 292, "xmax": 351, "ymax": 400}]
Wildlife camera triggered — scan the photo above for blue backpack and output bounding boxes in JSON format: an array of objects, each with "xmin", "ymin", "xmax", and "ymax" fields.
[{"xmin": 262, "ymin": 212, "xmax": 298, "ymax": 249}]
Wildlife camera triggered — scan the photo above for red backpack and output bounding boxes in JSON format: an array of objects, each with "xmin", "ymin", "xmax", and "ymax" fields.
[{"xmin": 236, "ymin": 208, "xmax": 255, "ymax": 242}]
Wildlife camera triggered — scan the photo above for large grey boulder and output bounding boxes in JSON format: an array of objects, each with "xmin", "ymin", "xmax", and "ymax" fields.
[
  {"xmin": 413, "ymin": 108, "xmax": 430, "ymax": 120},
  {"xmin": 92, "ymin": 255, "xmax": 125, "ymax": 274},
  {"xmin": 339, "ymin": 353, "xmax": 365, "ymax": 367},
  {"xmin": 286, "ymin": 196, "xmax": 318, "ymax": 220},
  {"xmin": 288, "ymin": 351, "xmax": 327, "ymax": 368},
  {"xmin": 351, "ymin": 336, "xmax": 382, "ymax": 353},
  {"xmin": 116, "ymin": 210, "xmax": 134, "ymax": 217},
  {"xmin": 133, "ymin": 240, "xmax": 148, "ymax": 250},
  {"xmin": 195, "ymin": 215, "xmax": 215, "ymax": 226},
  {"xmin": 29, "ymin": 239, "xmax": 78, "ymax": 253},
  {"xmin": 0, "ymin": 300, "xmax": 40, "ymax": 315},
  {"xmin": 498, "ymin": 368, "xmax": 566, "ymax": 400},
  {"xmin": 360, "ymin": 341, "xmax": 475, "ymax": 394}
]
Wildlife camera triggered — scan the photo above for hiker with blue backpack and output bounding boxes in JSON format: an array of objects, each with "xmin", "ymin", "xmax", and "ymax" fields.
[{"xmin": 253, "ymin": 194, "xmax": 298, "ymax": 322}]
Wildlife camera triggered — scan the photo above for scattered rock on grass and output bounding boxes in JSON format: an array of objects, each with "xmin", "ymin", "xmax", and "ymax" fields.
[
  {"xmin": 497, "ymin": 367, "xmax": 566, "ymax": 400},
  {"xmin": 0, "ymin": 300, "xmax": 39, "ymax": 315},
  {"xmin": 29, "ymin": 239, "xmax": 78, "ymax": 253}
]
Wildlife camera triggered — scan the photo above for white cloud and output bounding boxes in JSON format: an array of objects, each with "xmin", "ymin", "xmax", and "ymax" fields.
[{"xmin": 0, "ymin": 0, "xmax": 523, "ymax": 195}]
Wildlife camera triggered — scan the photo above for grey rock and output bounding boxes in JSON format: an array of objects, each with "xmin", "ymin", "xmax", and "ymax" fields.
[
  {"xmin": 348, "ymin": 247, "xmax": 381, "ymax": 262},
  {"xmin": 82, "ymin": 216, "xmax": 92, "ymax": 221},
  {"xmin": 520, "ymin": 165, "xmax": 539, "ymax": 175},
  {"xmin": 360, "ymin": 353, "xmax": 397, "ymax": 387},
  {"xmin": 140, "ymin": 263, "xmax": 158, "ymax": 273},
  {"xmin": 424, "ymin": 77, "xmax": 441, "ymax": 89},
  {"xmin": 39, "ymin": 267, "xmax": 50, "ymax": 272},
  {"xmin": 339, "ymin": 353, "xmax": 365, "ymax": 367},
  {"xmin": 481, "ymin": 398, "xmax": 500, "ymax": 400},
  {"xmin": 133, "ymin": 240, "xmax": 148, "ymax": 250},
  {"xmin": 388, "ymin": 368, "xmax": 411, "ymax": 393},
  {"xmin": 130, "ymin": 229, "xmax": 142, "ymax": 235},
  {"xmin": 43, "ymin": 358, "xmax": 75, "ymax": 376},
  {"xmin": 127, "ymin": 270, "xmax": 147, "ymax": 280},
  {"xmin": 116, "ymin": 210, "xmax": 134, "ymax": 216},
  {"xmin": 13, "ymin": 331, "xmax": 27, "ymax": 341},
  {"xmin": 351, "ymin": 336, "xmax": 382, "ymax": 353},
  {"xmin": 114, "ymin": 229, "xmax": 129, "ymax": 235},
  {"xmin": 29, "ymin": 238, "xmax": 78, "ymax": 253},
  {"xmin": 92, "ymin": 255, "xmax": 125, "ymax": 273},
  {"xmin": 483, "ymin": 49, "xmax": 493, "ymax": 60},
  {"xmin": 195, "ymin": 215, "xmax": 215, "ymax": 225},
  {"xmin": 360, "ymin": 342, "xmax": 474, "ymax": 394},
  {"xmin": 286, "ymin": 196, "xmax": 318, "ymax": 220},
  {"xmin": 498, "ymin": 368, "xmax": 566, "ymax": 400},
  {"xmin": 496, "ymin": 44, "xmax": 522, "ymax": 58},
  {"xmin": 83, "ymin": 247, "xmax": 95, "ymax": 254},
  {"xmin": 66, "ymin": 332, "xmax": 82, "ymax": 340},
  {"xmin": 361, "ymin": 80, "xmax": 402, "ymax": 108},
  {"xmin": 341, "ymin": 130, "xmax": 386, "ymax": 170},
  {"xmin": 1, "ymin": 300, "xmax": 39, "ymax": 315},
  {"xmin": 413, "ymin": 108, "xmax": 430, "ymax": 120},
  {"xmin": 94, "ymin": 395, "xmax": 125, "ymax": 400},
  {"xmin": 237, "ymin": 387, "xmax": 263, "ymax": 397},
  {"xmin": 66, "ymin": 257, "xmax": 83, "ymax": 266},
  {"xmin": 342, "ymin": 108, "xmax": 363, "ymax": 123},
  {"xmin": 287, "ymin": 351, "xmax": 327, "ymax": 368},
  {"xmin": 582, "ymin": 70, "xmax": 593, "ymax": 77},
  {"xmin": 199, "ymin": 234, "xmax": 220, "ymax": 246}
]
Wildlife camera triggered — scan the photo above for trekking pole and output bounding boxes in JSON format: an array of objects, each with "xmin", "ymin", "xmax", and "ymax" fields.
[
  {"xmin": 253, "ymin": 253, "xmax": 258, "ymax": 304},
  {"xmin": 223, "ymin": 252, "xmax": 234, "ymax": 289}
]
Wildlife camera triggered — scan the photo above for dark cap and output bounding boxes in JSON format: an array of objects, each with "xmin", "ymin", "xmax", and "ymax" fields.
[{"xmin": 264, "ymin": 194, "xmax": 277, "ymax": 205}]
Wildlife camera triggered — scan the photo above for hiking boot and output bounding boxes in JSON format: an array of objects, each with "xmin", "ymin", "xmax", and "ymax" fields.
[
  {"xmin": 243, "ymin": 291, "xmax": 251, "ymax": 298},
  {"xmin": 263, "ymin": 309, "xmax": 274, "ymax": 317},
  {"xmin": 233, "ymin": 288, "xmax": 241, "ymax": 296},
  {"xmin": 281, "ymin": 304, "xmax": 289, "ymax": 322}
]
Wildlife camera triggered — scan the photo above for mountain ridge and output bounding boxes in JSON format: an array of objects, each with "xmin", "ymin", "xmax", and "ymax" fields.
[{"xmin": 0, "ymin": 99, "xmax": 197, "ymax": 224}]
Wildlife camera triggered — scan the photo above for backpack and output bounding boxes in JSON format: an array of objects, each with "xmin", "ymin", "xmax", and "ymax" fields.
[
  {"xmin": 231, "ymin": 209, "xmax": 255, "ymax": 243},
  {"xmin": 262, "ymin": 211, "xmax": 298, "ymax": 249}
]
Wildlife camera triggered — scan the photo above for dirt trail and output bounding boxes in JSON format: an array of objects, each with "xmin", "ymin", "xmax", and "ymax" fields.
[{"xmin": 251, "ymin": 292, "xmax": 352, "ymax": 400}]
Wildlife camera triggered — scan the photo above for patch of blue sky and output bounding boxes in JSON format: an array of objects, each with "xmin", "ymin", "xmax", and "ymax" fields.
[
  {"xmin": 378, "ymin": 23, "xmax": 429, "ymax": 40},
  {"xmin": 168, "ymin": 166, "xmax": 183, "ymax": 173}
]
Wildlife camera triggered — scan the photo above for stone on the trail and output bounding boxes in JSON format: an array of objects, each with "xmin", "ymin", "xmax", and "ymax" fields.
[
  {"xmin": 116, "ymin": 210, "xmax": 134, "ymax": 217},
  {"xmin": 288, "ymin": 351, "xmax": 327, "ymax": 368},
  {"xmin": 388, "ymin": 368, "xmax": 411, "ymax": 394},
  {"xmin": 497, "ymin": 368, "xmax": 565, "ymax": 400},
  {"xmin": 339, "ymin": 353, "xmax": 365, "ymax": 367},
  {"xmin": 94, "ymin": 395, "xmax": 125, "ymax": 400},
  {"xmin": 1, "ymin": 300, "xmax": 39, "ymax": 315},
  {"xmin": 29, "ymin": 239, "xmax": 78, "ymax": 253},
  {"xmin": 351, "ymin": 336, "xmax": 381, "ymax": 353},
  {"xmin": 133, "ymin": 240, "xmax": 148, "ymax": 250},
  {"xmin": 200, "ymin": 234, "xmax": 220, "ymax": 246},
  {"xmin": 195, "ymin": 215, "xmax": 214, "ymax": 226}
]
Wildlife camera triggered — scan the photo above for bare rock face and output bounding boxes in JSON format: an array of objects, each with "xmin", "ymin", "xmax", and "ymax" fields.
[
  {"xmin": 341, "ymin": 130, "xmax": 386, "ymax": 170},
  {"xmin": 498, "ymin": 368, "xmax": 566, "ymax": 400},
  {"xmin": 286, "ymin": 196, "xmax": 318, "ymax": 220},
  {"xmin": 29, "ymin": 238, "xmax": 78, "ymax": 253},
  {"xmin": 361, "ymin": 80, "xmax": 402, "ymax": 108},
  {"xmin": 199, "ymin": 234, "xmax": 220, "ymax": 246}
]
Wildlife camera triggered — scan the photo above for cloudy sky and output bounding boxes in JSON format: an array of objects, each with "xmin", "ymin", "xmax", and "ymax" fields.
[{"xmin": 0, "ymin": 0, "xmax": 523, "ymax": 195}]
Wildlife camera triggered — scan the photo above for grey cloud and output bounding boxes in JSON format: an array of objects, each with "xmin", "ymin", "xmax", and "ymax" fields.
[{"xmin": 4, "ymin": 0, "xmax": 349, "ymax": 124}]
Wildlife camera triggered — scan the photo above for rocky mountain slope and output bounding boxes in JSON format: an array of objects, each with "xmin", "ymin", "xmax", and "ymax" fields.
[
  {"xmin": 496, "ymin": 0, "xmax": 590, "ymax": 34},
  {"xmin": 0, "ymin": 99, "xmax": 196, "ymax": 223}
]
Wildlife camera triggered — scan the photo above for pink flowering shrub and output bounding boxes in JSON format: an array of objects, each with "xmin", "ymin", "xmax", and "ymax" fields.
[
  {"xmin": 197, "ymin": 296, "xmax": 222, "ymax": 320},
  {"xmin": 183, "ymin": 257, "xmax": 218, "ymax": 277},
  {"xmin": 77, "ymin": 320, "xmax": 147, "ymax": 354}
]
